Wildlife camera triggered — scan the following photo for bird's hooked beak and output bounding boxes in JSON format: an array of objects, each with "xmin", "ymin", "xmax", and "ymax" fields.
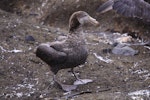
[
  {"xmin": 87, "ymin": 16, "xmax": 100, "ymax": 26},
  {"xmin": 78, "ymin": 15, "xmax": 100, "ymax": 27}
]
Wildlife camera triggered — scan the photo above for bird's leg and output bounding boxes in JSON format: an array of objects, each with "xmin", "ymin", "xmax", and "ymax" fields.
[
  {"xmin": 71, "ymin": 68, "xmax": 84, "ymax": 83},
  {"xmin": 53, "ymin": 74, "xmax": 64, "ymax": 89},
  {"xmin": 53, "ymin": 74, "xmax": 62, "ymax": 86},
  {"xmin": 53, "ymin": 75, "xmax": 57, "ymax": 83},
  {"xmin": 71, "ymin": 68, "xmax": 80, "ymax": 80},
  {"xmin": 44, "ymin": 75, "xmax": 57, "ymax": 90}
]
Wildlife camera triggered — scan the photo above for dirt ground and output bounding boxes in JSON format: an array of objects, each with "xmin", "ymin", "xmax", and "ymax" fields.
[{"xmin": 0, "ymin": 0, "xmax": 150, "ymax": 100}]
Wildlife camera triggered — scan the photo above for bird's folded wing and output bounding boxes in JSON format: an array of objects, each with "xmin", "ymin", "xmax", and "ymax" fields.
[
  {"xmin": 36, "ymin": 43, "xmax": 67, "ymax": 64},
  {"xmin": 97, "ymin": 0, "xmax": 114, "ymax": 13}
]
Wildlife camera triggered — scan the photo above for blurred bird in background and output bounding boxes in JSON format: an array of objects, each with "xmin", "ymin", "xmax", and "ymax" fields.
[{"xmin": 97, "ymin": 0, "xmax": 150, "ymax": 22}]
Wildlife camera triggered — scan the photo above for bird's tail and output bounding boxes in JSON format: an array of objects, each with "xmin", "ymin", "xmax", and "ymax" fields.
[{"xmin": 97, "ymin": 0, "xmax": 114, "ymax": 13}]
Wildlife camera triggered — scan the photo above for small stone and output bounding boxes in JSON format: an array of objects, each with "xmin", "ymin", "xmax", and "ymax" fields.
[
  {"xmin": 112, "ymin": 44, "xmax": 138, "ymax": 56},
  {"xmin": 25, "ymin": 35, "xmax": 35, "ymax": 42}
]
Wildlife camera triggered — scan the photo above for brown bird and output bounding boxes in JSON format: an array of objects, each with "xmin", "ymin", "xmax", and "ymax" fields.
[
  {"xmin": 97, "ymin": 0, "xmax": 150, "ymax": 22},
  {"xmin": 36, "ymin": 11, "xmax": 99, "ymax": 91}
]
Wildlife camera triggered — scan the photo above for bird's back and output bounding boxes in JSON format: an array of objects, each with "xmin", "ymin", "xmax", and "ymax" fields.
[
  {"xmin": 36, "ymin": 34, "xmax": 88, "ymax": 73},
  {"xmin": 57, "ymin": 34, "xmax": 88, "ymax": 68}
]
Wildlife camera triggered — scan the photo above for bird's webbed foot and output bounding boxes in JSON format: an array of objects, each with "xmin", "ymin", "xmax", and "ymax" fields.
[
  {"xmin": 71, "ymin": 68, "xmax": 93, "ymax": 85},
  {"xmin": 53, "ymin": 75, "xmax": 77, "ymax": 92}
]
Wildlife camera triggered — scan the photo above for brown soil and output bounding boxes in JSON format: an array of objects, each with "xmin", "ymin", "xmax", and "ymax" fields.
[{"xmin": 0, "ymin": 0, "xmax": 149, "ymax": 100}]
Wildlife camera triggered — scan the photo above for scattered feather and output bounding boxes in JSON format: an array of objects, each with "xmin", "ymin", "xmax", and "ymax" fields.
[
  {"xmin": 128, "ymin": 90, "xmax": 150, "ymax": 100},
  {"xmin": 0, "ymin": 46, "xmax": 23, "ymax": 53},
  {"xmin": 93, "ymin": 53, "xmax": 113, "ymax": 63},
  {"xmin": 74, "ymin": 79, "xmax": 93, "ymax": 85},
  {"xmin": 144, "ymin": 46, "xmax": 150, "ymax": 50},
  {"xmin": 8, "ymin": 49, "xmax": 23, "ymax": 53}
]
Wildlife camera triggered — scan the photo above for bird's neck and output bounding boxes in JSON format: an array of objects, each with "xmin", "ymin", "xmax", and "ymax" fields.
[
  {"xmin": 68, "ymin": 29, "xmax": 86, "ymax": 45},
  {"xmin": 68, "ymin": 26, "xmax": 87, "ymax": 44},
  {"xmin": 69, "ymin": 26, "xmax": 83, "ymax": 35},
  {"xmin": 69, "ymin": 29, "xmax": 84, "ymax": 38}
]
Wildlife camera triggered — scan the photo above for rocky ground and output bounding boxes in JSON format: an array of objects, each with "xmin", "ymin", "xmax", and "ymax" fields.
[{"xmin": 0, "ymin": 0, "xmax": 150, "ymax": 100}]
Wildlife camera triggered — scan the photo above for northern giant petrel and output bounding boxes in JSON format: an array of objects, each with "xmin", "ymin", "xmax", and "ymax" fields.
[
  {"xmin": 36, "ymin": 11, "xmax": 99, "ymax": 91},
  {"xmin": 97, "ymin": 0, "xmax": 150, "ymax": 22}
]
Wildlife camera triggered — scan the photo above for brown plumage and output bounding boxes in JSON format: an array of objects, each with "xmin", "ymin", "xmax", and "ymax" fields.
[
  {"xmin": 97, "ymin": 0, "xmax": 150, "ymax": 22},
  {"xmin": 35, "ymin": 11, "xmax": 99, "ymax": 91}
]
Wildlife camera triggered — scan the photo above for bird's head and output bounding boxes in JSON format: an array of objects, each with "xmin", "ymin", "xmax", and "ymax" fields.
[{"xmin": 69, "ymin": 11, "xmax": 99, "ymax": 33}]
